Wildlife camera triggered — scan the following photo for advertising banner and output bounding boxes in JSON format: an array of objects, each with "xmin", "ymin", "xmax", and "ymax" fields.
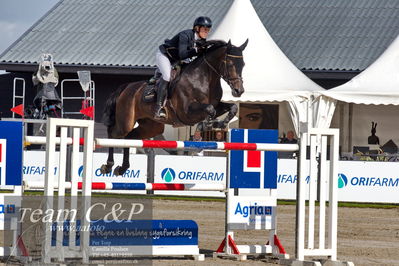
[
  {"xmin": 23, "ymin": 151, "xmax": 147, "ymax": 194},
  {"xmin": 337, "ymin": 161, "xmax": 399, "ymax": 203},
  {"xmin": 20, "ymin": 151, "xmax": 399, "ymax": 203},
  {"xmin": 227, "ymin": 196, "xmax": 276, "ymax": 230},
  {"xmin": 153, "ymin": 155, "xmax": 226, "ymax": 197},
  {"xmin": 277, "ymin": 159, "xmax": 399, "ymax": 203}
]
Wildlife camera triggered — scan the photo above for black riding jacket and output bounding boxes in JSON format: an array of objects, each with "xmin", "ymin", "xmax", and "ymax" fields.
[{"xmin": 159, "ymin": 29, "xmax": 199, "ymax": 62}]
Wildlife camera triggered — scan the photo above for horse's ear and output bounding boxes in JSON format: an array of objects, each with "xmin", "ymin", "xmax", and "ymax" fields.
[
  {"xmin": 227, "ymin": 39, "xmax": 232, "ymax": 48},
  {"xmin": 239, "ymin": 39, "xmax": 249, "ymax": 51}
]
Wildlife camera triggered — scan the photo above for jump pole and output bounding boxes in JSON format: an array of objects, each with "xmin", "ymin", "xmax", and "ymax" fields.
[
  {"xmin": 24, "ymin": 181, "xmax": 225, "ymax": 191},
  {"xmin": 95, "ymin": 138, "xmax": 298, "ymax": 151}
]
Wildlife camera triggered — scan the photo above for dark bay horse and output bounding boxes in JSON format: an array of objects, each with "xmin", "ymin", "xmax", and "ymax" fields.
[{"xmin": 101, "ymin": 39, "xmax": 248, "ymax": 175}]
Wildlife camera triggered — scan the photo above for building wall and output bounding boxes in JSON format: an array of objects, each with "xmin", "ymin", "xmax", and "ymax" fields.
[
  {"xmin": 0, "ymin": 71, "xmax": 152, "ymax": 138},
  {"xmin": 0, "ymin": 71, "xmax": 151, "ymax": 121}
]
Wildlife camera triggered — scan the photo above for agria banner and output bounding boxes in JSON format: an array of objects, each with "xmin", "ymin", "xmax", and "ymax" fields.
[{"xmin": 0, "ymin": 121, "xmax": 23, "ymax": 186}]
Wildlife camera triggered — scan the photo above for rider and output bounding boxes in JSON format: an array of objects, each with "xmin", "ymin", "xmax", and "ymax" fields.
[{"xmin": 155, "ymin": 16, "xmax": 212, "ymax": 119}]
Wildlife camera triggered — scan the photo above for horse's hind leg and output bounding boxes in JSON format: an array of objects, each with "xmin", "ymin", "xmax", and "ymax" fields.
[
  {"xmin": 100, "ymin": 147, "xmax": 114, "ymax": 174},
  {"xmin": 114, "ymin": 119, "xmax": 165, "ymax": 176},
  {"xmin": 113, "ymin": 147, "xmax": 129, "ymax": 176},
  {"xmin": 100, "ymin": 128, "xmax": 115, "ymax": 174}
]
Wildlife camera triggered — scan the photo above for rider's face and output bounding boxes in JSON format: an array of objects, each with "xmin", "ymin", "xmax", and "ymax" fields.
[{"xmin": 198, "ymin": 26, "xmax": 211, "ymax": 39}]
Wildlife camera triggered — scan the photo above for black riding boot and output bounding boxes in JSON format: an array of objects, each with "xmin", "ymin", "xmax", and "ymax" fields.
[{"xmin": 155, "ymin": 79, "xmax": 169, "ymax": 119}]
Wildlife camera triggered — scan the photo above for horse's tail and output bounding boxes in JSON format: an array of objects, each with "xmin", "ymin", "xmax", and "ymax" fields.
[{"xmin": 102, "ymin": 85, "xmax": 125, "ymax": 127}]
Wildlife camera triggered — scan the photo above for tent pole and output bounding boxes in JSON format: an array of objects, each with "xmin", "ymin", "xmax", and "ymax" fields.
[
  {"xmin": 338, "ymin": 102, "xmax": 345, "ymax": 151},
  {"xmin": 348, "ymin": 103, "xmax": 353, "ymax": 152}
]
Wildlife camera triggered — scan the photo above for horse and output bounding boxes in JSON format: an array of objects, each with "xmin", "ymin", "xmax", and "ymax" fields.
[{"xmin": 101, "ymin": 39, "xmax": 248, "ymax": 175}]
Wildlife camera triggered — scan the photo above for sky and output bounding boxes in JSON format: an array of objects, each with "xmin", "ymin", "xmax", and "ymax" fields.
[{"xmin": 0, "ymin": 0, "xmax": 59, "ymax": 73}]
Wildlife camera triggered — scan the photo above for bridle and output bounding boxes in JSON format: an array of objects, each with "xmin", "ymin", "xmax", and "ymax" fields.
[{"xmin": 203, "ymin": 48, "xmax": 243, "ymax": 87}]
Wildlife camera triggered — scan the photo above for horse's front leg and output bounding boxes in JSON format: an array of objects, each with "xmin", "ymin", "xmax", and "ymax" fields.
[
  {"xmin": 213, "ymin": 103, "xmax": 238, "ymax": 128},
  {"xmin": 188, "ymin": 103, "xmax": 216, "ymax": 124}
]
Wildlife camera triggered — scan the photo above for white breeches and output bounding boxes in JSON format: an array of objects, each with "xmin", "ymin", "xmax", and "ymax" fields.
[{"xmin": 156, "ymin": 49, "xmax": 171, "ymax": 82}]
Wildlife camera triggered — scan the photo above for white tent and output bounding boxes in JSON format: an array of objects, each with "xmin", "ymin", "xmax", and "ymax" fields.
[
  {"xmin": 210, "ymin": 0, "xmax": 334, "ymax": 134},
  {"xmin": 321, "ymin": 35, "xmax": 399, "ymax": 151},
  {"xmin": 322, "ymin": 35, "xmax": 399, "ymax": 105}
]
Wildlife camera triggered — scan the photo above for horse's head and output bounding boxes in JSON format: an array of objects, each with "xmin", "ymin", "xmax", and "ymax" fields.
[
  {"xmin": 199, "ymin": 39, "xmax": 248, "ymax": 97},
  {"xmin": 223, "ymin": 39, "xmax": 248, "ymax": 97}
]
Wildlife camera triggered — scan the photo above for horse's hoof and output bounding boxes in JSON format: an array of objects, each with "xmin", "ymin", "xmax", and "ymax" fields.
[
  {"xmin": 114, "ymin": 166, "xmax": 121, "ymax": 176},
  {"xmin": 100, "ymin": 164, "xmax": 112, "ymax": 174},
  {"xmin": 114, "ymin": 166, "xmax": 126, "ymax": 176}
]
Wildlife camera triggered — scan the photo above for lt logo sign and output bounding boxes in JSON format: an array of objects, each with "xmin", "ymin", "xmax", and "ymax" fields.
[{"xmin": 0, "ymin": 121, "xmax": 23, "ymax": 186}]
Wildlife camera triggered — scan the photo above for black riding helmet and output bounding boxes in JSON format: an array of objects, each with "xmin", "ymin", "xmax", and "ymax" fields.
[{"xmin": 193, "ymin": 16, "xmax": 212, "ymax": 28}]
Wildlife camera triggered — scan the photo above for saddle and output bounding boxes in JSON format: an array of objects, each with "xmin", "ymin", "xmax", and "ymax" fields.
[{"xmin": 142, "ymin": 64, "xmax": 183, "ymax": 103}]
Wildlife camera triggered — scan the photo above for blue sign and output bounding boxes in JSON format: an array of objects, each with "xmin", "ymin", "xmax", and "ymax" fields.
[
  {"xmin": 52, "ymin": 220, "xmax": 199, "ymax": 246},
  {"xmin": 0, "ymin": 121, "xmax": 23, "ymax": 185},
  {"xmin": 229, "ymin": 129, "xmax": 277, "ymax": 189}
]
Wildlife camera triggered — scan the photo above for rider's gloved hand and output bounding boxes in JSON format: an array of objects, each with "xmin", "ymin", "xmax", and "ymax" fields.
[{"xmin": 195, "ymin": 39, "xmax": 207, "ymax": 54}]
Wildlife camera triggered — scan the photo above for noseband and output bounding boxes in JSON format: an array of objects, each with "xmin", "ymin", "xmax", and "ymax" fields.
[{"xmin": 203, "ymin": 50, "xmax": 243, "ymax": 87}]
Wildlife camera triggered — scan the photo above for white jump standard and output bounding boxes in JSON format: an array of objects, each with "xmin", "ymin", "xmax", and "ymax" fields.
[{"xmin": 22, "ymin": 118, "xmax": 347, "ymax": 265}]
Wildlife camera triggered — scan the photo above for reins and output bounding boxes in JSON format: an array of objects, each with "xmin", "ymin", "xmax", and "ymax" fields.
[{"xmin": 203, "ymin": 47, "xmax": 243, "ymax": 87}]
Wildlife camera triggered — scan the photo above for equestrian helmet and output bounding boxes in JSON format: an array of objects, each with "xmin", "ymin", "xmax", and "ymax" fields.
[{"xmin": 193, "ymin": 16, "xmax": 212, "ymax": 28}]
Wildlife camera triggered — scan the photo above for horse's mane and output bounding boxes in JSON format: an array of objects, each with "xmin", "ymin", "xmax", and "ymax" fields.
[
  {"xmin": 186, "ymin": 39, "xmax": 227, "ymax": 68},
  {"xmin": 201, "ymin": 40, "xmax": 227, "ymax": 53}
]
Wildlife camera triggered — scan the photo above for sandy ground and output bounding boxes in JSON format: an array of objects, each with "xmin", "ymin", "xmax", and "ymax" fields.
[
  {"xmin": 3, "ymin": 198, "xmax": 399, "ymax": 265},
  {"xmin": 151, "ymin": 199, "xmax": 399, "ymax": 266}
]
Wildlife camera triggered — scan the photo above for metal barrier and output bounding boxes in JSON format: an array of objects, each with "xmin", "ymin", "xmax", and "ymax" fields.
[
  {"xmin": 60, "ymin": 79, "xmax": 95, "ymax": 118},
  {"xmin": 12, "ymin": 78, "xmax": 25, "ymax": 118}
]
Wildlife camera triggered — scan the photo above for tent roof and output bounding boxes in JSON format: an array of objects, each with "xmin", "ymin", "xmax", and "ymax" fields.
[
  {"xmin": 210, "ymin": 0, "xmax": 323, "ymax": 103},
  {"xmin": 2, "ymin": 0, "xmax": 399, "ymax": 74},
  {"xmin": 322, "ymin": 34, "xmax": 399, "ymax": 105}
]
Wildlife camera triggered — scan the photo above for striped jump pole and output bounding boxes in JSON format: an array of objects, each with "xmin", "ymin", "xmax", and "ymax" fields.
[
  {"xmin": 24, "ymin": 136, "xmax": 95, "ymax": 147},
  {"xmin": 24, "ymin": 181, "xmax": 225, "ymax": 191},
  {"xmin": 95, "ymin": 138, "xmax": 299, "ymax": 151},
  {"xmin": 25, "ymin": 136, "xmax": 299, "ymax": 152}
]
